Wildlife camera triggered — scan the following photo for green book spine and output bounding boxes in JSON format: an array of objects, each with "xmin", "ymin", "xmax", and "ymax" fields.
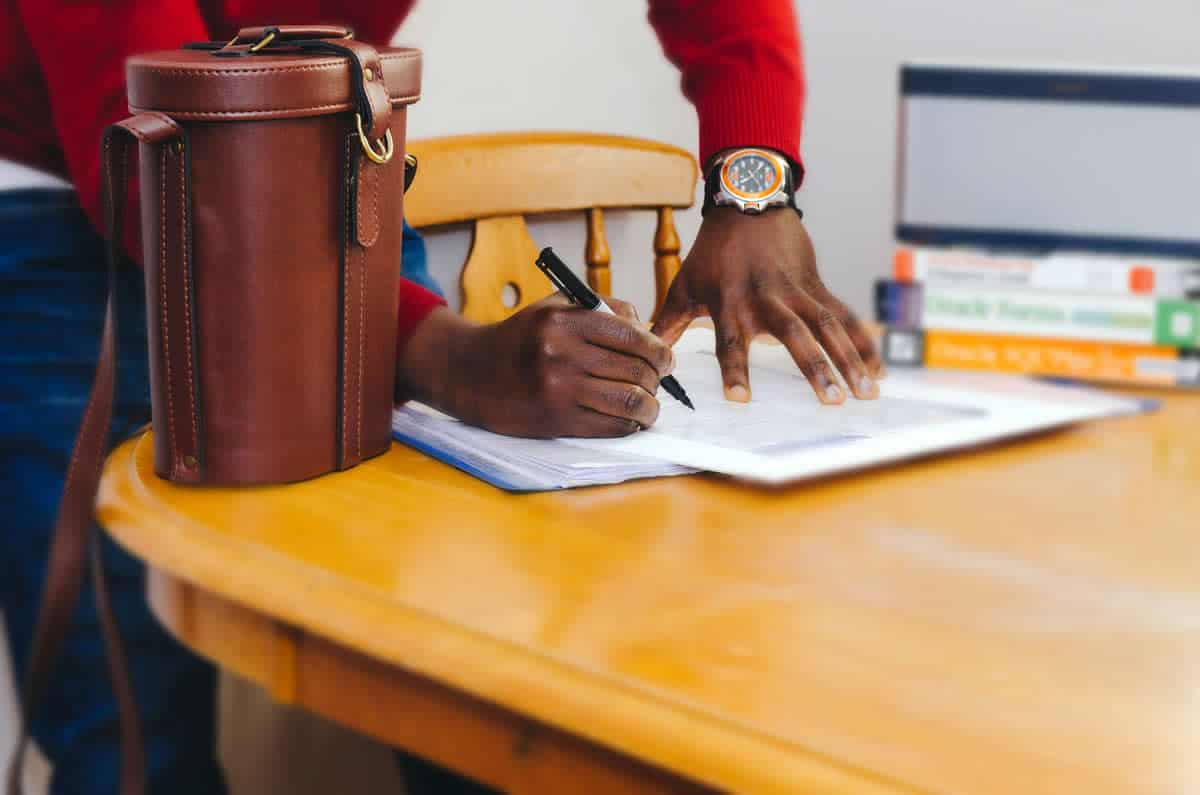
[{"xmin": 916, "ymin": 285, "xmax": 1200, "ymax": 348}]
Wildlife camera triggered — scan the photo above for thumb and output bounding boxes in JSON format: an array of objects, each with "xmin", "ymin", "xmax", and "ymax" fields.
[{"xmin": 650, "ymin": 282, "xmax": 695, "ymax": 347}]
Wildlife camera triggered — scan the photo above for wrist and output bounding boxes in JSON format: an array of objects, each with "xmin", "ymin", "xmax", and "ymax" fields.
[{"xmin": 395, "ymin": 306, "xmax": 479, "ymax": 410}]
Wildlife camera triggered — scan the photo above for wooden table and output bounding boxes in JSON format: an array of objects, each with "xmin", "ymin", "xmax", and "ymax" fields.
[{"xmin": 97, "ymin": 392, "xmax": 1200, "ymax": 795}]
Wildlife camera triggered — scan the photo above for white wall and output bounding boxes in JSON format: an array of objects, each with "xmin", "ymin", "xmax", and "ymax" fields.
[
  {"xmin": 400, "ymin": 0, "xmax": 1200, "ymax": 319},
  {"xmin": 397, "ymin": 0, "xmax": 702, "ymax": 319}
]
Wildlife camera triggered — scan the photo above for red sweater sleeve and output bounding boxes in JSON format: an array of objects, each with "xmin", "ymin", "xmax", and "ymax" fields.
[
  {"xmin": 18, "ymin": 2, "xmax": 441, "ymax": 351},
  {"xmin": 397, "ymin": 278, "xmax": 446, "ymax": 351},
  {"xmin": 16, "ymin": 1, "xmax": 210, "ymax": 244},
  {"xmin": 647, "ymin": 0, "xmax": 805, "ymax": 176}
]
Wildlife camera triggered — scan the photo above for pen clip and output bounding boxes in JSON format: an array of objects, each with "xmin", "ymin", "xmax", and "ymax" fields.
[{"xmin": 535, "ymin": 250, "xmax": 582, "ymax": 305}]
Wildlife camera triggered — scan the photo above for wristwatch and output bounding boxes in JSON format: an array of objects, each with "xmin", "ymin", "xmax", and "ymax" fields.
[{"xmin": 703, "ymin": 148, "xmax": 800, "ymax": 216}]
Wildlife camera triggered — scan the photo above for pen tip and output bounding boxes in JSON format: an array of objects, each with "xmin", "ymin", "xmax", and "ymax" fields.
[{"xmin": 682, "ymin": 395, "xmax": 695, "ymax": 411}]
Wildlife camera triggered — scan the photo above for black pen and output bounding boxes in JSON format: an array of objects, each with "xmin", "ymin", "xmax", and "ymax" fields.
[{"xmin": 535, "ymin": 247, "xmax": 694, "ymax": 411}]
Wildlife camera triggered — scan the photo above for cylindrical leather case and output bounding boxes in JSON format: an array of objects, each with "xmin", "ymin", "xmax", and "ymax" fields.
[{"xmin": 123, "ymin": 27, "xmax": 421, "ymax": 484}]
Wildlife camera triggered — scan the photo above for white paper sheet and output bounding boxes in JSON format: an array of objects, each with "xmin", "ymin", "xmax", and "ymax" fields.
[
  {"xmin": 563, "ymin": 328, "xmax": 1143, "ymax": 484},
  {"xmin": 393, "ymin": 403, "xmax": 694, "ymax": 491}
]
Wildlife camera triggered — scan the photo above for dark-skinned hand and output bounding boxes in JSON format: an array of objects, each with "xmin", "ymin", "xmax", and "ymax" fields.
[
  {"xmin": 397, "ymin": 296, "xmax": 673, "ymax": 438},
  {"xmin": 651, "ymin": 206, "xmax": 883, "ymax": 404}
]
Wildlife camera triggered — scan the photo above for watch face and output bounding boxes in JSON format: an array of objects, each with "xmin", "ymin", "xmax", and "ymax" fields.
[{"xmin": 721, "ymin": 150, "xmax": 783, "ymax": 200}]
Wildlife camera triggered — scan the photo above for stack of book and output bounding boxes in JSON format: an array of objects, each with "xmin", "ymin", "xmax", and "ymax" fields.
[{"xmin": 876, "ymin": 246, "xmax": 1200, "ymax": 389}]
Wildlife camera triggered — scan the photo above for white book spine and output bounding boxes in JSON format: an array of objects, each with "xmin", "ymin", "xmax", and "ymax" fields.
[{"xmin": 897, "ymin": 246, "xmax": 1200, "ymax": 297}]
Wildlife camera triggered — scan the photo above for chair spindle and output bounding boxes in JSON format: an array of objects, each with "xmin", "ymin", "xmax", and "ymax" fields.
[
  {"xmin": 585, "ymin": 207, "xmax": 612, "ymax": 296},
  {"xmin": 653, "ymin": 206, "xmax": 682, "ymax": 318}
]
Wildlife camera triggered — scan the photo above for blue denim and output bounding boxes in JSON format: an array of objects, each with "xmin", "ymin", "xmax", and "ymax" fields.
[
  {"xmin": 0, "ymin": 188, "xmax": 443, "ymax": 794},
  {"xmin": 0, "ymin": 189, "xmax": 223, "ymax": 794},
  {"xmin": 402, "ymin": 221, "xmax": 442, "ymax": 296}
]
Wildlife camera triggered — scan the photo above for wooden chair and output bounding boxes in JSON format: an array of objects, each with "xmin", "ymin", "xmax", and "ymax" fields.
[{"xmin": 404, "ymin": 132, "xmax": 697, "ymax": 323}]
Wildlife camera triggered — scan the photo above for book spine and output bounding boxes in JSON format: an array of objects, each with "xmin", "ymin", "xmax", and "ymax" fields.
[
  {"xmin": 882, "ymin": 327, "xmax": 1200, "ymax": 388},
  {"xmin": 893, "ymin": 246, "xmax": 1200, "ymax": 297},
  {"xmin": 877, "ymin": 281, "xmax": 1200, "ymax": 347},
  {"xmin": 874, "ymin": 279, "xmax": 923, "ymax": 327}
]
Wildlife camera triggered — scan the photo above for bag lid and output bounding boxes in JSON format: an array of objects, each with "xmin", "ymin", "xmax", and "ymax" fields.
[{"xmin": 127, "ymin": 30, "xmax": 420, "ymax": 122}]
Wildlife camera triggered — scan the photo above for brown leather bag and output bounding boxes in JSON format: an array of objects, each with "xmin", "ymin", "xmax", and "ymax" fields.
[{"xmin": 6, "ymin": 26, "xmax": 421, "ymax": 795}]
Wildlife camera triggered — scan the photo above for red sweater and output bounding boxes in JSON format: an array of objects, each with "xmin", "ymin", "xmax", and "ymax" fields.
[{"xmin": 1, "ymin": 0, "xmax": 804, "ymax": 345}]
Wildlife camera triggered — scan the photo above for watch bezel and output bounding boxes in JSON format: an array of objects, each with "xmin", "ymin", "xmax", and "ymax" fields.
[{"xmin": 719, "ymin": 148, "xmax": 787, "ymax": 201}]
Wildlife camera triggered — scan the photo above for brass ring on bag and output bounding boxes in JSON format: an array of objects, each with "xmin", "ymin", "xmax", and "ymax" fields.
[
  {"xmin": 355, "ymin": 113, "xmax": 394, "ymax": 164},
  {"xmin": 248, "ymin": 30, "xmax": 277, "ymax": 52}
]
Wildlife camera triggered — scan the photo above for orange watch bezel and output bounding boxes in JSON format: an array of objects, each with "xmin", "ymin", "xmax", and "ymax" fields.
[{"xmin": 719, "ymin": 149, "xmax": 785, "ymax": 201}]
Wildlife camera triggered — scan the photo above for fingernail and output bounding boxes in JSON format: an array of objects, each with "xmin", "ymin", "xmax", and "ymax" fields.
[
  {"xmin": 726, "ymin": 384, "xmax": 750, "ymax": 402},
  {"xmin": 667, "ymin": 349, "xmax": 677, "ymax": 375},
  {"xmin": 823, "ymin": 382, "xmax": 844, "ymax": 403},
  {"xmin": 875, "ymin": 361, "xmax": 888, "ymax": 379},
  {"xmin": 858, "ymin": 374, "xmax": 878, "ymax": 397}
]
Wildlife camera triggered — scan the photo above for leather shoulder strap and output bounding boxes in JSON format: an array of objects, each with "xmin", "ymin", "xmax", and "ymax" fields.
[{"xmin": 5, "ymin": 112, "xmax": 181, "ymax": 795}]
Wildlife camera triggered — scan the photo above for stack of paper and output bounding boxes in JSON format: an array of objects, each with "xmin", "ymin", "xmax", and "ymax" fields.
[
  {"xmin": 393, "ymin": 327, "xmax": 1146, "ymax": 491},
  {"xmin": 392, "ymin": 404, "xmax": 695, "ymax": 491}
]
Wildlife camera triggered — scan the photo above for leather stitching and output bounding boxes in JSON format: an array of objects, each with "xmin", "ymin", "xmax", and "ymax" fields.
[
  {"xmin": 369, "ymin": 159, "xmax": 380, "ymax": 247},
  {"xmin": 357, "ymin": 229, "xmax": 365, "ymax": 460},
  {"xmin": 139, "ymin": 64, "xmax": 347, "ymax": 75},
  {"xmin": 128, "ymin": 97, "xmax": 421, "ymax": 117},
  {"xmin": 355, "ymin": 158, "xmax": 382, "ymax": 248},
  {"xmin": 123, "ymin": 111, "xmax": 179, "ymax": 141},
  {"xmin": 342, "ymin": 136, "xmax": 353, "ymax": 464},
  {"xmin": 135, "ymin": 52, "xmax": 419, "ymax": 76},
  {"xmin": 372, "ymin": 161, "xmax": 380, "ymax": 244},
  {"xmin": 159, "ymin": 145, "xmax": 177, "ymax": 474},
  {"xmin": 178, "ymin": 146, "xmax": 200, "ymax": 463}
]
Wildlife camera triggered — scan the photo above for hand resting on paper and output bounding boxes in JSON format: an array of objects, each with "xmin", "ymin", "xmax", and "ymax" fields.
[
  {"xmin": 652, "ymin": 206, "xmax": 883, "ymax": 404},
  {"xmin": 396, "ymin": 296, "xmax": 674, "ymax": 438}
]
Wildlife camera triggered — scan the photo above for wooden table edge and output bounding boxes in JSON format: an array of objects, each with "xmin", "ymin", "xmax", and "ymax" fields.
[{"xmin": 98, "ymin": 433, "xmax": 924, "ymax": 795}]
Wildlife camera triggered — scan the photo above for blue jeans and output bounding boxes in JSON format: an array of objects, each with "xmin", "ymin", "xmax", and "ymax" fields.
[
  {"xmin": 0, "ymin": 189, "xmax": 223, "ymax": 794},
  {"xmin": 0, "ymin": 188, "xmax": 446, "ymax": 794}
]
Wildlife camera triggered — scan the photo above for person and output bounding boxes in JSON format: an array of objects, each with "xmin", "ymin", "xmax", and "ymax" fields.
[{"xmin": 1, "ymin": 1, "xmax": 881, "ymax": 793}]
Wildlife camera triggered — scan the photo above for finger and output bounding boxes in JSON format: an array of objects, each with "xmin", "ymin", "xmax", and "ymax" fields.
[
  {"xmin": 760, "ymin": 299, "xmax": 846, "ymax": 405},
  {"xmin": 820, "ymin": 293, "xmax": 886, "ymax": 379},
  {"xmin": 576, "ymin": 377, "xmax": 660, "ymax": 428},
  {"xmin": 794, "ymin": 296, "xmax": 878, "ymax": 400},
  {"xmin": 577, "ymin": 344, "xmax": 661, "ymax": 396},
  {"xmin": 712, "ymin": 312, "xmax": 751, "ymax": 402},
  {"xmin": 527, "ymin": 293, "xmax": 571, "ymax": 310},
  {"xmin": 575, "ymin": 312, "xmax": 674, "ymax": 378},
  {"xmin": 558, "ymin": 407, "xmax": 641, "ymax": 439},
  {"xmin": 649, "ymin": 280, "xmax": 697, "ymax": 348},
  {"xmin": 606, "ymin": 297, "xmax": 641, "ymax": 324},
  {"xmin": 841, "ymin": 310, "xmax": 885, "ymax": 379}
]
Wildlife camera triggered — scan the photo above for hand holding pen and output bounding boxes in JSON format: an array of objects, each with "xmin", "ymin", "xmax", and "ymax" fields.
[{"xmin": 535, "ymin": 247, "xmax": 694, "ymax": 411}]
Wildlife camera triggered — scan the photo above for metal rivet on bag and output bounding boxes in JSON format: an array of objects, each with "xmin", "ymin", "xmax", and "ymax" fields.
[
  {"xmin": 183, "ymin": 455, "xmax": 198, "ymax": 469},
  {"xmin": 172, "ymin": 141, "xmax": 183, "ymax": 154},
  {"xmin": 364, "ymin": 67, "xmax": 374, "ymax": 82}
]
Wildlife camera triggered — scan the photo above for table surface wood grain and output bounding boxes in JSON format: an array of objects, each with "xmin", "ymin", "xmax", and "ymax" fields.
[{"xmin": 98, "ymin": 389, "xmax": 1200, "ymax": 795}]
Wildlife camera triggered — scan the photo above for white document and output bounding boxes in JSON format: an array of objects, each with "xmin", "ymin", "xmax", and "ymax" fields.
[
  {"xmin": 393, "ymin": 328, "xmax": 1144, "ymax": 490},
  {"xmin": 392, "ymin": 403, "xmax": 694, "ymax": 491}
]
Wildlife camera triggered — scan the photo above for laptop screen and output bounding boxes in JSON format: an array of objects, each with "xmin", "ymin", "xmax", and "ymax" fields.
[{"xmin": 896, "ymin": 64, "xmax": 1200, "ymax": 258}]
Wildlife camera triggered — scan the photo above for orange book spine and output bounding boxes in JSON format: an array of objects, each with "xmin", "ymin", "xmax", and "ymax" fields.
[{"xmin": 920, "ymin": 330, "xmax": 1195, "ymax": 386}]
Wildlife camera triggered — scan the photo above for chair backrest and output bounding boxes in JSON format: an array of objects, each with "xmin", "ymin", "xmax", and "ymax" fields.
[{"xmin": 405, "ymin": 132, "xmax": 697, "ymax": 323}]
